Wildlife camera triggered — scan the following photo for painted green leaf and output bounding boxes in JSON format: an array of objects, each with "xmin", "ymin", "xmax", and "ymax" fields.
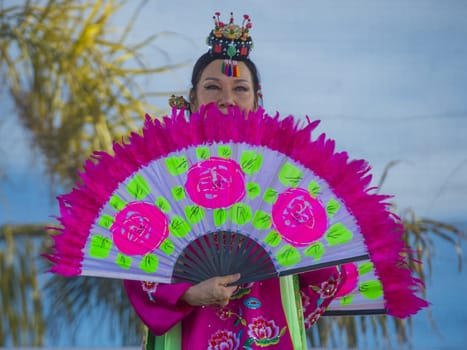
[
  {"xmin": 89, "ymin": 235, "xmax": 112, "ymax": 258},
  {"xmin": 276, "ymin": 245, "xmax": 302, "ymax": 266},
  {"xmin": 218, "ymin": 145, "xmax": 232, "ymax": 158},
  {"xmin": 109, "ymin": 194, "xmax": 126, "ymax": 211},
  {"xmin": 264, "ymin": 231, "xmax": 281, "ymax": 247},
  {"xmin": 98, "ymin": 214, "xmax": 114, "ymax": 229},
  {"xmin": 240, "ymin": 150, "xmax": 263, "ymax": 174},
  {"xmin": 196, "ymin": 146, "xmax": 210, "ymax": 160},
  {"xmin": 325, "ymin": 223, "xmax": 353, "ymax": 246},
  {"xmin": 359, "ymin": 280, "xmax": 383, "ymax": 300},
  {"xmin": 155, "ymin": 196, "xmax": 171, "ymax": 213},
  {"xmin": 252, "ymin": 210, "xmax": 272, "ymax": 230},
  {"xmin": 171, "ymin": 186, "xmax": 186, "ymax": 201},
  {"xmin": 308, "ymin": 181, "xmax": 321, "ymax": 197},
  {"xmin": 165, "ymin": 156, "xmax": 188, "ymax": 175},
  {"xmin": 160, "ymin": 239, "xmax": 175, "ymax": 255},
  {"xmin": 358, "ymin": 261, "xmax": 374, "ymax": 275},
  {"xmin": 229, "ymin": 203, "xmax": 252, "ymax": 225},
  {"xmin": 246, "ymin": 182, "xmax": 261, "ymax": 199},
  {"xmin": 139, "ymin": 254, "xmax": 158, "ymax": 273},
  {"xmin": 326, "ymin": 198, "xmax": 341, "ymax": 217},
  {"xmin": 169, "ymin": 216, "xmax": 191, "ymax": 238},
  {"xmin": 278, "ymin": 162, "xmax": 303, "ymax": 187},
  {"xmin": 116, "ymin": 253, "xmax": 132, "ymax": 269},
  {"xmin": 214, "ymin": 208, "xmax": 227, "ymax": 226},
  {"xmin": 185, "ymin": 205, "xmax": 205, "ymax": 224},
  {"xmin": 127, "ymin": 173, "xmax": 151, "ymax": 199},
  {"xmin": 263, "ymin": 188, "xmax": 278, "ymax": 204},
  {"xmin": 303, "ymin": 242, "xmax": 326, "ymax": 261},
  {"xmin": 340, "ymin": 294, "xmax": 354, "ymax": 306}
]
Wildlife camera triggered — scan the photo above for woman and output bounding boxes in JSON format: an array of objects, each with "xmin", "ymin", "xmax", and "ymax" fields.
[{"xmin": 125, "ymin": 13, "xmax": 343, "ymax": 350}]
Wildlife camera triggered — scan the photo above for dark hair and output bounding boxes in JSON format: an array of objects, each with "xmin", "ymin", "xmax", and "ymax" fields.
[{"xmin": 189, "ymin": 52, "xmax": 261, "ymax": 106}]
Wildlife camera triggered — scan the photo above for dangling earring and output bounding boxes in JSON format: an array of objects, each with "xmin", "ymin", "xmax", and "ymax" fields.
[{"xmin": 257, "ymin": 84, "xmax": 264, "ymax": 107}]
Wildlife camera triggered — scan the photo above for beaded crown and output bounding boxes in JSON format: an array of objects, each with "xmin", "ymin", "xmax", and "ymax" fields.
[{"xmin": 206, "ymin": 12, "xmax": 253, "ymax": 77}]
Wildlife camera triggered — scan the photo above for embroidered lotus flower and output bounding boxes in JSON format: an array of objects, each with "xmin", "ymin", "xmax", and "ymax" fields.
[
  {"xmin": 247, "ymin": 316, "xmax": 284, "ymax": 346},
  {"xmin": 141, "ymin": 281, "xmax": 158, "ymax": 294},
  {"xmin": 319, "ymin": 277, "xmax": 339, "ymax": 299},
  {"xmin": 216, "ymin": 307, "xmax": 232, "ymax": 320},
  {"xmin": 304, "ymin": 305, "xmax": 326, "ymax": 329},
  {"xmin": 300, "ymin": 290, "xmax": 311, "ymax": 308},
  {"xmin": 310, "ymin": 276, "xmax": 339, "ymax": 299},
  {"xmin": 208, "ymin": 329, "xmax": 239, "ymax": 350}
]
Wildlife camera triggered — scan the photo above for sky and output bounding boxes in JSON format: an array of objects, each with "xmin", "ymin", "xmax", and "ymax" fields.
[
  {"xmin": 139, "ymin": 0, "xmax": 467, "ymax": 223},
  {"xmin": 1, "ymin": 0, "xmax": 467, "ymax": 348},
  {"xmin": 2, "ymin": 0, "xmax": 467, "ymax": 222}
]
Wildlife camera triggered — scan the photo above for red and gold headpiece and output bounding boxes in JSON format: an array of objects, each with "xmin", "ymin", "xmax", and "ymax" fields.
[{"xmin": 206, "ymin": 12, "xmax": 254, "ymax": 77}]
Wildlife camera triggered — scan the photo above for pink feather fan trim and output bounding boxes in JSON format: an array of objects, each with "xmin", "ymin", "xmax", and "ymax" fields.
[{"xmin": 44, "ymin": 103, "xmax": 429, "ymax": 318}]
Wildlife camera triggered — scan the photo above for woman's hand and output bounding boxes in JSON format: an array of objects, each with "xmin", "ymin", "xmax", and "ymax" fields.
[{"xmin": 180, "ymin": 273, "xmax": 241, "ymax": 307}]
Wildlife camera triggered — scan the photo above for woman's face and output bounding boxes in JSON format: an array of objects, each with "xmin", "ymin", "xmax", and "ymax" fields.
[{"xmin": 191, "ymin": 59, "xmax": 256, "ymax": 114}]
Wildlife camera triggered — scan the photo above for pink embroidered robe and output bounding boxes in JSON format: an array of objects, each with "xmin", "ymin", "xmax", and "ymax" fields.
[{"xmin": 124, "ymin": 266, "xmax": 342, "ymax": 349}]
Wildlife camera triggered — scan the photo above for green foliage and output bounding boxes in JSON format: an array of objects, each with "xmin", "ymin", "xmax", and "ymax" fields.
[
  {"xmin": 0, "ymin": 0, "xmax": 187, "ymax": 346},
  {"xmin": 0, "ymin": 0, "xmax": 187, "ymax": 188},
  {"xmin": 0, "ymin": 225, "xmax": 45, "ymax": 347}
]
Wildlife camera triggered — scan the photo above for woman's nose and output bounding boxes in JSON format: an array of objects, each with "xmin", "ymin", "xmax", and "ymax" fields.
[{"xmin": 218, "ymin": 90, "xmax": 235, "ymax": 108}]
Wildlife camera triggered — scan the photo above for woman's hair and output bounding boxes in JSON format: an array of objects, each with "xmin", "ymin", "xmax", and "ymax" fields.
[{"xmin": 189, "ymin": 52, "xmax": 261, "ymax": 107}]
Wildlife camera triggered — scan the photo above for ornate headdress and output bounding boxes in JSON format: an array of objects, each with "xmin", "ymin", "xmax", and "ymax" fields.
[
  {"xmin": 169, "ymin": 12, "xmax": 255, "ymax": 109},
  {"xmin": 207, "ymin": 12, "xmax": 253, "ymax": 77}
]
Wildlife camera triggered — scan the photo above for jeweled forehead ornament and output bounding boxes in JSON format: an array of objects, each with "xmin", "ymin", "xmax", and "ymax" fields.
[{"xmin": 206, "ymin": 12, "xmax": 253, "ymax": 77}]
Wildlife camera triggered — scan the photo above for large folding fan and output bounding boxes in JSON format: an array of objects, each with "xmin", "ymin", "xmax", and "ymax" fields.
[{"xmin": 45, "ymin": 104, "xmax": 427, "ymax": 318}]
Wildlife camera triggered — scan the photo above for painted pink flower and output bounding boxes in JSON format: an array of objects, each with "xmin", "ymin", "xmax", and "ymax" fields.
[
  {"xmin": 272, "ymin": 188, "xmax": 327, "ymax": 247},
  {"xmin": 247, "ymin": 316, "xmax": 283, "ymax": 346},
  {"xmin": 207, "ymin": 329, "xmax": 239, "ymax": 350},
  {"xmin": 111, "ymin": 202, "xmax": 168, "ymax": 255},
  {"xmin": 185, "ymin": 157, "xmax": 245, "ymax": 209}
]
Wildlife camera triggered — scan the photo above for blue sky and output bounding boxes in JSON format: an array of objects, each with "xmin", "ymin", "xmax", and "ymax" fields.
[
  {"xmin": 139, "ymin": 0, "xmax": 467, "ymax": 222},
  {"xmin": 2, "ymin": 0, "xmax": 467, "ymax": 222},
  {"xmin": 1, "ymin": 0, "xmax": 466, "ymax": 348}
]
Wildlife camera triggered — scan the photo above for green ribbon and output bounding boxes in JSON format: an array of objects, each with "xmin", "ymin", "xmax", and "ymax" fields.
[
  {"xmin": 146, "ymin": 323, "xmax": 181, "ymax": 350},
  {"xmin": 279, "ymin": 275, "xmax": 307, "ymax": 350}
]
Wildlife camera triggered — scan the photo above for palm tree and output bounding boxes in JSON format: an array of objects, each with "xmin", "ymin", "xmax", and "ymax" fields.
[
  {"xmin": 0, "ymin": 0, "xmax": 465, "ymax": 348},
  {"xmin": 0, "ymin": 0, "xmax": 189, "ymax": 346}
]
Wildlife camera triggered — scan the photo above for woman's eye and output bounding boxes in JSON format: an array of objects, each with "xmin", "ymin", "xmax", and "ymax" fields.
[
  {"xmin": 234, "ymin": 86, "xmax": 249, "ymax": 92},
  {"xmin": 204, "ymin": 85, "xmax": 220, "ymax": 90}
]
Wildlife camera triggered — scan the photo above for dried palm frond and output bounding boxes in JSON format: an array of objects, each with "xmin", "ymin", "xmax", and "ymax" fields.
[
  {"xmin": 0, "ymin": 225, "xmax": 45, "ymax": 347},
  {"xmin": 0, "ymin": 0, "xmax": 190, "ymax": 189},
  {"xmin": 1, "ymin": 0, "xmax": 189, "ymax": 346}
]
